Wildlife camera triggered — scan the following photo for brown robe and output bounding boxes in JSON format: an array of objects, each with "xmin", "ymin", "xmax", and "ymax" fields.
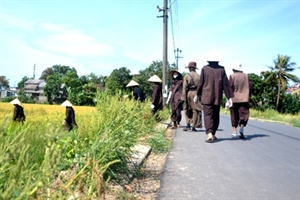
[
  {"xmin": 13, "ymin": 105, "xmax": 26, "ymax": 122},
  {"xmin": 229, "ymin": 71, "xmax": 253, "ymax": 127},
  {"xmin": 170, "ymin": 77, "xmax": 183, "ymax": 123},
  {"xmin": 151, "ymin": 83, "xmax": 163, "ymax": 114},
  {"xmin": 65, "ymin": 106, "xmax": 77, "ymax": 131},
  {"xmin": 196, "ymin": 62, "xmax": 233, "ymax": 134}
]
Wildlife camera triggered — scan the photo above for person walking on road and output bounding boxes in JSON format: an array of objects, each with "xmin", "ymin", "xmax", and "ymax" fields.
[
  {"xmin": 181, "ymin": 61, "xmax": 203, "ymax": 132},
  {"xmin": 126, "ymin": 80, "xmax": 145, "ymax": 102},
  {"xmin": 229, "ymin": 61, "xmax": 253, "ymax": 139},
  {"xmin": 148, "ymin": 75, "xmax": 163, "ymax": 116},
  {"xmin": 166, "ymin": 70, "xmax": 184, "ymax": 129},
  {"xmin": 61, "ymin": 100, "xmax": 78, "ymax": 131},
  {"xmin": 10, "ymin": 98, "xmax": 26, "ymax": 123},
  {"xmin": 195, "ymin": 49, "xmax": 233, "ymax": 142}
]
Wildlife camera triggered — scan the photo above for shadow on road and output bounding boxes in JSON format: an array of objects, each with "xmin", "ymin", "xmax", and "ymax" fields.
[{"xmin": 213, "ymin": 133, "xmax": 270, "ymax": 142}]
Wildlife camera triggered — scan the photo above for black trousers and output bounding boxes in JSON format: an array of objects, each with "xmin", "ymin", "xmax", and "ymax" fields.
[
  {"xmin": 230, "ymin": 103, "xmax": 250, "ymax": 127},
  {"xmin": 202, "ymin": 104, "xmax": 220, "ymax": 135}
]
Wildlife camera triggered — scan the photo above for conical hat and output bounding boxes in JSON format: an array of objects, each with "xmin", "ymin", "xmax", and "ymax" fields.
[
  {"xmin": 231, "ymin": 61, "xmax": 243, "ymax": 71},
  {"xmin": 61, "ymin": 100, "xmax": 73, "ymax": 107},
  {"xmin": 126, "ymin": 80, "xmax": 139, "ymax": 87},
  {"xmin": 10, "ymin": 98, "xmax": 22, "ymax": 106},
  {"xmin": 205, "ymin": 49, "xmax": 223, "ymax": 62},
  {"xmin": 148, "ymin": 75, "xmax": 162, "ymax": 83},
  {"xmin": 169, "ymin": 70, "xmax": 182, "ymax": 77}
]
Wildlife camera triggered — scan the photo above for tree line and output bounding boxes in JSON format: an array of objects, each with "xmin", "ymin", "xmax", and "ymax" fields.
[{"xmin": 1, "ymin": 54, "xmax": 299, "ymax": 114}]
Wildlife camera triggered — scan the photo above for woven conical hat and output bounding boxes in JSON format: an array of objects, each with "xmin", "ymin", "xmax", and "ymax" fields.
[
  {"xmin": 126, "ymin": 80, "xmax": 139, "ymax": 87},
  {"xmin": 61, "ymin": 100, "xmax": 73, "ymax": 107},
  {"xmin": 10, "ymin": 98, "xmax": 22, "ymax": 106},
  {"xmin": 148, "ymin": 75, "xmax": 162, "ymax": 83}
]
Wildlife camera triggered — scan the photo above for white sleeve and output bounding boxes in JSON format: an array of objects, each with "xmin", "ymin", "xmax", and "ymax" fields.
[{"xmin": 167, "ymin": 91, "xmax": 172, "ymax": 102}]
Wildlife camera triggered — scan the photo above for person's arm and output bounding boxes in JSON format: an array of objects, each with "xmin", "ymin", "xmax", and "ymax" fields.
[
  {"xmin": 196, "ymin": 68, "xmax": 204, "ymax": 99},
  {"xmin": 223, "ymin": 71, "xmax": 234, "ymax": 99}
]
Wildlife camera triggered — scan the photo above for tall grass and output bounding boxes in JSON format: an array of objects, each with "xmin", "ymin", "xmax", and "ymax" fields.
[{"xmin": 0, "ymin": 92, "xmax": 169, "ymax": 199}]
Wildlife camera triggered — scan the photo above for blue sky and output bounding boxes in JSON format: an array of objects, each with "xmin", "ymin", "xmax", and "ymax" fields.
[{"xmin": 1, "ymin": 0, "xmax": 299, "ymax": 87}]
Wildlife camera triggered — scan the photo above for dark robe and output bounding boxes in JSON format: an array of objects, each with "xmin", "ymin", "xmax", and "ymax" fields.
[
  {"xmin": 151, "ymin": 83, "xmax": 163, "ymax": 114},
  {"xmin": 13, "ymin": 105, "xmax": 26, "ymax": 122},
  {"xmin": 65, "ymin": 106, "xmax": 77, "ymax": 131},
  {"xmin": 132, "ymin": 86, "xmax": 145, "ymax": 102},
  {"xmin": 170, "ymin": 77, "xmax": 183, "ymax": 122},
  {"xmin": 196, "ymin": 62, "xmax": 233, "ymax": 135}
]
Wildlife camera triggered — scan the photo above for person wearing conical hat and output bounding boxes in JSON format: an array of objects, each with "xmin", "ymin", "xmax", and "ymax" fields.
[
  {"xmin": 10, "ymin": 98, "xmax": 26, "ymax": 122},
  {"xmin": 229, "ymin": 61, "xmax": 253, "ymax": 139},
  {"xmin": 148, "ymin": 75, "xmax": 163, "ymax": 116},
  {"xmin": 166, "ymin": 70, "xmax": 183, "ymax": 129},
  {"xmin": 61, "ymin": 100, "xmax": 77, "ymax": 131},
  {"xmin": 181, "ymin": 61, "xmax": 203, "ymax": 132},
  {"xmin": 126, "ymin": 80, "xmax": 145, "ymax": 102},
  {"xmin": 195, "ymin": 49, "xmax": 233, "ymax": 143}
]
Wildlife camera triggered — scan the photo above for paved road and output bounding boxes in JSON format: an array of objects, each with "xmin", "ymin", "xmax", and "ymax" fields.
[{"xmin": 157, "ymin": 113, "xmax": 300, "ymax": 200}]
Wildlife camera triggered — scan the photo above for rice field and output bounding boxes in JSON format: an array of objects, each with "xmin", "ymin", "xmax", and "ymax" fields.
[{"xmin": 0, "ymin": 93, "xmax": 169, "ymax": 199}]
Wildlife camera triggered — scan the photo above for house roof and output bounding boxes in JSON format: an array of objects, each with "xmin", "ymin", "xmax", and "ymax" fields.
[
  {"xmin": 25, "ymin": 79, "xmax": 46, "ymax": 84},
  {"xmin": 24, "ymin": 84, "xmax": 38, "ymax": 90}
]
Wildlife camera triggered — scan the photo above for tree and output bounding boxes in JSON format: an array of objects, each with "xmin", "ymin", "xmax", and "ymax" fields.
[
  {"xmin": 134, "ymin": 60, "xmax": 176, "ymax": 98},
  {"xmin": 17, "ymin": 76, "xmax": 30, "ymax": 89},
  {"xmin": 105, "ymin": 67, "xmax": 132, "ymax": 95},
  {"xmin": 44, "ymin": 73, "xmax": 62, "ymax": 104},
  {"xmin": 264, "ymin": 55, "xmax": 300, "ymax": 110},
  {"xmin": 248, "ymin": 73, "xmax": 264, "ymax": 107},
  {"xmin": 0, "ymin": 76, "xmax": 10, "ymax": 89},
  {"xmin": 40, "ymin": 67, "xmax": 54, "ymax": 80},
  {"xmin": 53, "ymin": 65, "xmax": 77, "ymax": 77}
]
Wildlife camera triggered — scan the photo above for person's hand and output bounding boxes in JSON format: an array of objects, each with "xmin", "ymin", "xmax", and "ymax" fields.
[
  {"xmin": 62, "ymin": 120, "xmax": 66, "ymax": 125},
  {"xmin": 150, "ymin": 104, "xmax": 155, "ymax": 109},
  {"xmin": 228, "ymin": 98, "xmax": 233, "ymax": 108},
  {"xmin": 193, "ymin": 96, "xmax": 198, "ymax": 103}
]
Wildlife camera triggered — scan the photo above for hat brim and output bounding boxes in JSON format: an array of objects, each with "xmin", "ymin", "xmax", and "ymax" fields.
[
  {"xmin": 61, "ymin": 100, "xmax": 73, "ymax": 107},
  {"xmin": 10, "ymin": 98, "xmax": 22, "ymax": 106},
  {"xmin": 185, "ymin": 66, "xmax": 198, "ymax": 69},
  {"xmin": 169, "ymin": 70, "xmax": 182, "ymax": 77}
]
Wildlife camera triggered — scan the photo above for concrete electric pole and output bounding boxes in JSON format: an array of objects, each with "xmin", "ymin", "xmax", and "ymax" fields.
[{"xmin": 157, "ymin": 0, "xmax": 168, "ymax": 106}]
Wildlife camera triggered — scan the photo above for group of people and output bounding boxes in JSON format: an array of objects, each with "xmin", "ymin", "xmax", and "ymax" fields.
[
  {"xmin": 10, "ymin": 98, "xmax": 77, "ymax": 131},
  {"xmin": 166, "ymin": 49, "xmax": 253, "ymax": 143}
]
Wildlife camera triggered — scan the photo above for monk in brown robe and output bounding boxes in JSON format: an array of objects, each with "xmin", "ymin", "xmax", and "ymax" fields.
[
  {"xmin": 196, "ymin": 49, "xmax": 233, "ymax": 143},
  {"xmin": 10, "ymin": 98, "xmax": 26, "ymax": 122},
  {"xmin": 166, "ymin": 70, "xmax": 183, "ymax": 128},
  {"xmin": 229, "ymin": 61, "xmax": 253, "ymax": 139},
  {"xmin": 148, "ymin": 75, "xmax": 163, "ymax": 116},
  {"xmin": 61, "ymin": 100, "xmax": 78, "ymax": 131}
]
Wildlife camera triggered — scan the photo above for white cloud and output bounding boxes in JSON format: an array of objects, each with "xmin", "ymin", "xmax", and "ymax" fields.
[{"xmin": 34, "ymin": 24, "xmax": 115, "ymax": 57}]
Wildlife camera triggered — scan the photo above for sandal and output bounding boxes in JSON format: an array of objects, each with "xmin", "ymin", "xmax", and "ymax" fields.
[{"xmin": 205, "ymin": 138, "xmax": 214, "ymax": 143}]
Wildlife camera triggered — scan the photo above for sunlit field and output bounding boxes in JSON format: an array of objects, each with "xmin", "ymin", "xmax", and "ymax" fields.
[{"xmin": 0, "ymin": 93, "xmax": 169, "ymax": 199}]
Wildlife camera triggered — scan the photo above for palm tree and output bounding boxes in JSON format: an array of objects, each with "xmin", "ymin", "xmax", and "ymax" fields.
[{"xmin": 264, "ymin": 55, "xmax": 300, "ymax": 110}]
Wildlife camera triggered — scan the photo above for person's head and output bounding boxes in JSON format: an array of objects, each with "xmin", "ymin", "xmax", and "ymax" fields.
[
  {"xmin": 231, "ymin": 61, "xmax": 243, "ymax": 72},
  {"xmin": 61, "ymin": 100, "xmax": 73, "ymax": 108},
  {"xmin": 126, "ymin": 80, "xmax": 139, "ymax": 88},
  {"xmin": 148, "ymin": 75, "xmax": 162, "ymax": 84},
  {"xmin": 10, "ymin": 98, "xmax": 22, "ymax": 107},
  {"xmin": 185, "ymin": 62, "xmax": 197, "ymax": 72},
  {"xmin": 205, "ymin": 49, "xmax": 222, "ymax": 64},
  {"xmin": 169, "ymin": 70, "xmax": 182, "ymax": 80}
]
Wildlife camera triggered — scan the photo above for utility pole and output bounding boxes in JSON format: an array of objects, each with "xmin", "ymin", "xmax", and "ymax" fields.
[
  {"xmin": 174, "ymin": 48, "xmax": 182, "ymax": 70},
  {"xmin": 157, "ymin": 0, "xmax": 168, "ymax": 106},
  {"xmin": 33, "ymin": 63, "xmax": 36, "ymax": 79}
]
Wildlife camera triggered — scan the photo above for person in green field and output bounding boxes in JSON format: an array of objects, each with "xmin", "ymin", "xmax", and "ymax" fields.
[
  {"xmin": 148, "ymin": 75, "xmax": 163, "ymax": 116},
  {"xmin": 126, "ymin": 80, "xmax": 145, "ymax": 102},
  {"xmin": 61, "ymin": 100, "xmax": 78, "ymax": 131},
  {"xmin": 10, "ymin": 98, "xmax": 26, "ymax": 123}
]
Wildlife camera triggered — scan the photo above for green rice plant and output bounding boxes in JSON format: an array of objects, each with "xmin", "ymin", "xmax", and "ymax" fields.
[{"xmin": 0, "ymin": 92, "xmax": 169, "ymax": 199}]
